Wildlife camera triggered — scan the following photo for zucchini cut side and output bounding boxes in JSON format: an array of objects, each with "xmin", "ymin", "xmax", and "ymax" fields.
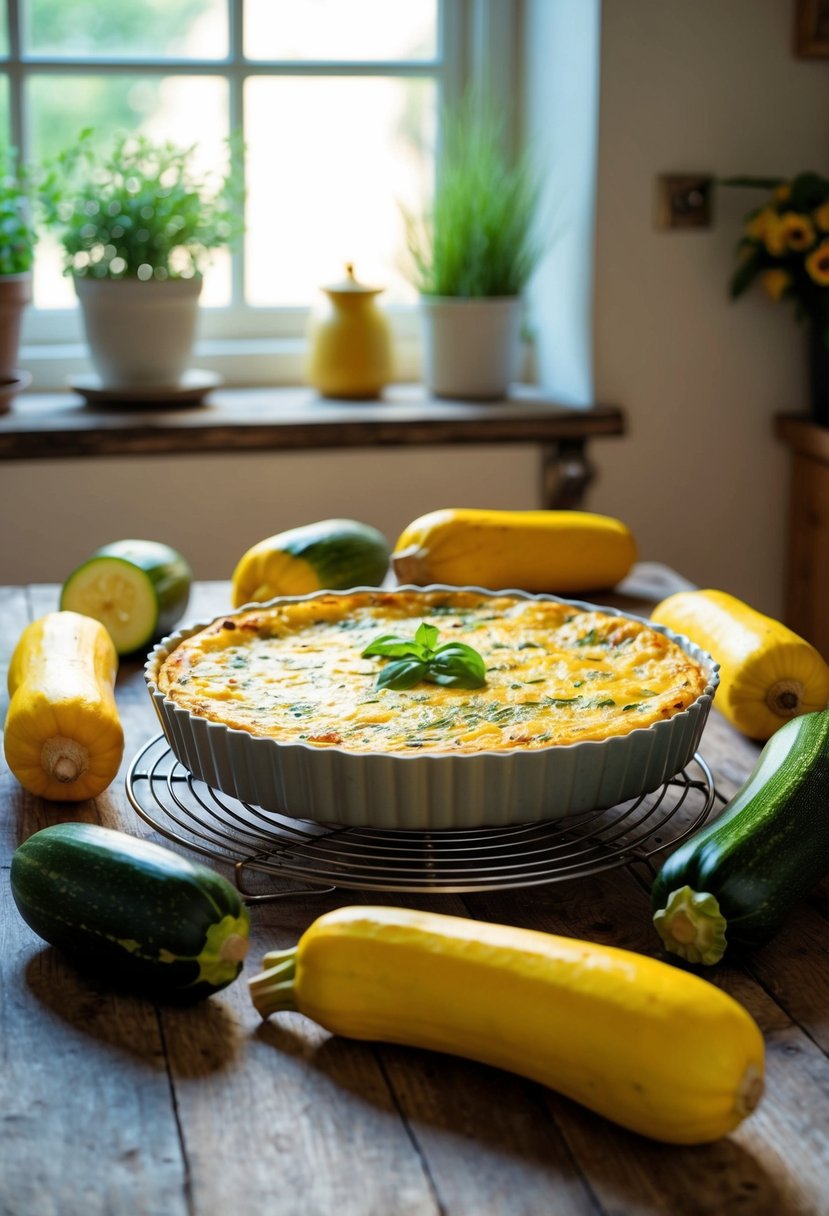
[
  {"xmin": 61, "ymin": 556, "xmax": 161, "ymax": 654},
  {"xmin": 60, "ymin": 539, "xmax": 192, "ymax": 655}
]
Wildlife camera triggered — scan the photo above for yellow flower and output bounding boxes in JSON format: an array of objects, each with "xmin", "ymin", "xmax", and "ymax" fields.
[
  {"xmin": 773, "ymin": 183, "xmax": 791, "ymax": 204},
  {"xmin": 779, "ymin": 211, "xmax": 816, "ymax": 251},
  {"xmin": 761, "ymin": 269, "xmax": 791, "ymax": 300},
  {"xmin": 814, "ymin": 202, "xmax": 829, "ymax": 232},
  {"xmin": 744, "ymin": 207, "xmax": 776, "ymax": 241},
  {"xmin": 761, "ymin": 213, "xmax": 788, "ymax": 257},
  {"xmin": 806, "ymin": 241, "xmax": 829, "ymax": 285}
]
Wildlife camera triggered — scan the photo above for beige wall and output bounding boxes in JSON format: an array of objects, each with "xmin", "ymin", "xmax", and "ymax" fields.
[
  {"xmin": 3, "ymin": 0, "xmax": 828, "ymax": 605},
  {"xmin": 0, "ymin": 446, "xmax": 541, "ymax": 585},
  {"xmin": 588, "ymin": 0, "xmax": 829, "ymax": 615}
]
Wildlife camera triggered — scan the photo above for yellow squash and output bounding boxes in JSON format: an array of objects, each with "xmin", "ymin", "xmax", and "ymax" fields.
[
  {"xmin": 651, "ymin": 589, "xmax": 829, "ymax": 740},
  {"xmin": 248, "ymin": 906, "xmax": 765, "ymax": 1145},
  {"xmin": 4, "ymin": 611, "xmax": 125, "ymax": 800},
  {"xmin": 231, "ymin": 518, "xmax": 391, "ymax": 607},
  {"xmin": 391, "ymin": 508, "xmax": 637, "ymax": 593}
]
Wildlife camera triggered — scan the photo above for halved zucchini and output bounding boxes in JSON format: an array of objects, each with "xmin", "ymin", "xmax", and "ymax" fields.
[{"xmin": 60, "ymin": 539, "xmax": 192, "ymax": 655}]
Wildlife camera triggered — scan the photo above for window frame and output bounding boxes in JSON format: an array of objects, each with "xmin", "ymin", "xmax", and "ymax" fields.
[{"xmin": 4, "ymin": 0, "xmax": 520, "ymax": 387}]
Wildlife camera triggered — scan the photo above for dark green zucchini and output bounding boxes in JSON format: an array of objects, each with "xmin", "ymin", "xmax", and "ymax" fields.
[
  {"xmin": 60, "ymin": 538, "xmax": 192, "ymax": 655},
  {"xmin": 652, "ymin": 707, "xmax": 829, "ymax": 965},
  {"xmin": 10, "ymin": 823, "xmax": 249, "ymax": 1002}
]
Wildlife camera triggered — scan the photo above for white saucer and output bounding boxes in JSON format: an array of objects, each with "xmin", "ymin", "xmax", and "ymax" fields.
[
  {"xmin": 69, "ymin": 369, "xmax": 222, "ymax": 408},
  {"xmin": 0, "ymin": 369, "xmax": 32, "ymax": 413}
]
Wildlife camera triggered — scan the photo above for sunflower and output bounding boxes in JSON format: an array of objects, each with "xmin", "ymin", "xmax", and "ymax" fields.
[
  {"xmin": 773, "ymin": 183, "xmax": 791, "ymax": 204},
  {"xmin": 762, "ymin": 214, "xmax": 788, "ymax": 257},
  {"xmin": 814, "ymin": 202, "xmax": 829, "ymax": 232},
  {"xmin": 779, "ymin": 211, "xmax": 816, "ymax": 252},
  {"xmin": 761, "ymin": 269, "xmax": 792, "ymax": 300},
  {"xmin": 744, "ymin": 207, "xmax": 776, "ymax": 241},
  {"xmin": 806, "ymin": 241, "xmax": 829, "ymax": 286}
]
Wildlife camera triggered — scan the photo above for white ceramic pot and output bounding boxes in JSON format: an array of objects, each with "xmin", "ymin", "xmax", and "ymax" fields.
[
  {"xmin": 419, "ymin": 295, "xmax": 522, "ymax": 400},
  {"xmin": 74, "ymin": 275, "xmax": 203, "ymax": 388}
]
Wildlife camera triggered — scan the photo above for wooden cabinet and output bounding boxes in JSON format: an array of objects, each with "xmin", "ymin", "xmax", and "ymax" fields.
[{"xmin": 775, "ymin": 415, "xmax": 829, "ymax": 659}]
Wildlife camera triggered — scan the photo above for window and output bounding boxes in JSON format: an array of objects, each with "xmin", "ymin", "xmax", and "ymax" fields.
[{"xmin": 1, "ymin": 0, "xmax": 518, "ymax": 388}]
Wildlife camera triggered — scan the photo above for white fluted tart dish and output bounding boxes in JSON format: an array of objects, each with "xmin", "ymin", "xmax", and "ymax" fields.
[{"xmin": 144, "ymin": 585, "xmax": 718, "ymax": 829}]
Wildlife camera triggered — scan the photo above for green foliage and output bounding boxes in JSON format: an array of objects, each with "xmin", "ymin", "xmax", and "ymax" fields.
[
  {"xmin": 0, "ymin": 148, "xmax": 36, "ymax": 276},
  {"xmin": 39, "ymin": 130, "xmax": 244, "ymax": 279},
  {"xmin": 26, "ymin": 0, "xmax": 209, "ymax": 160},
  {"xmin": 404, "ymin": 97, "xmax": 542, "ymax": 298}
]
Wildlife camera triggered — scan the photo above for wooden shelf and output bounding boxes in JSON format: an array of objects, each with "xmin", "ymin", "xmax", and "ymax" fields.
[{"xmin": 0, "ymin": 382, "xmax": 626, "ymax": 510}]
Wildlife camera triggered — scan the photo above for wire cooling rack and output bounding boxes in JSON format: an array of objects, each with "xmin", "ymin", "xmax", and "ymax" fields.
[{"xmin": 125, "ymin": 734, "xmax": 718, "ymax": 901}]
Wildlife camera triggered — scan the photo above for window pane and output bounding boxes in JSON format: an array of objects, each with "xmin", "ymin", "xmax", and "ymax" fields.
[
  {"xmin": 245, "ymin": 76, "xmax": 435, "ymax": 306},
  {"xmin": 245, "ymin": 0, "xmax": 438, "ymax": 61},
  {"xmin": 23, "ymin": 0, "xmax": 228, "ymax": 59},
  {"xmin": 28, "ymin": 74, "xmax": 232, "ymax": 308}
]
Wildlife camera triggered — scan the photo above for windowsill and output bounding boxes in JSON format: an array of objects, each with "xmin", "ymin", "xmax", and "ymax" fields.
[
  {"xmin": 0, "ymin": 382, "xmax": 625, "ymax": 462},
  {"xmin": 19, "ymin": 336, "xmax": 423, "ymax": 392}
]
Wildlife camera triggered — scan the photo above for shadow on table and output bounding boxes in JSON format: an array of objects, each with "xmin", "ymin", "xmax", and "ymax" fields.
[
  {"xmin": 254, "ymin": 1017, "xmax": 788, "ymax": 1214},
  {"xmin": 24, "ymin": 946, "xmax": 243, "ymax": 1076}
]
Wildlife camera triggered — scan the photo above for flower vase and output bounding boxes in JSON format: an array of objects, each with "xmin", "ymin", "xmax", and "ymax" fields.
[{"xmin": 808, "ymin": 319, "xmax": 829, "ymax": 427}]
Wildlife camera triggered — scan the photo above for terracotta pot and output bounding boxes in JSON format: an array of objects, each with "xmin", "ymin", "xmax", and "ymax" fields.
[
  {"xmin": 74, "ymin": 275, "xmax": 203, "ymax": 388},
  {"xmin": 419, "ymin": 295, "xmax": 522, "ymax": 400},
  {"xmin": 0, "ymin": 272, "xmax": 32, "ymax": 374},
  {"xmin": 0, "ymin": 272, "xmax": 32, "ymax": 412}
]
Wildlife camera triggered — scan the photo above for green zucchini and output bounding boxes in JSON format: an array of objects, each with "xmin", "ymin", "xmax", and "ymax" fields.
[
  {"xmin": 652, "ymin": 707, "xmax": 829, "ymax": 965},
  {"xmin": 60, "ymin": 538, "xmax": 192, "ymax": 654},
  {"xmin": 231, "ymin": 518, "xmax": 391, "ymax": 606},
  {"xmin": 10, "ymin": 823, "xmax": 249, "ymax": 1002}
]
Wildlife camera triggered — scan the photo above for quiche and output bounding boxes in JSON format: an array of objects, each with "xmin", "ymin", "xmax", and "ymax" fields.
[{"xmin": 156, "ymin": 589, "xmax": 709, "ymax": 756}]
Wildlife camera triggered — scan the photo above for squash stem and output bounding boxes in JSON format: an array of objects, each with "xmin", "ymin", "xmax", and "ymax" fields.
[
  {"xmin": 41, "ymin": 736, "xmax": 89, "ymax": 784},
  {"xmin": 652, "ymin": 885, "xmax": 728, "ymax": 966},
  {"xmin": 248, "ymin": 951, "xmax": 299, "ymax": 1018}
]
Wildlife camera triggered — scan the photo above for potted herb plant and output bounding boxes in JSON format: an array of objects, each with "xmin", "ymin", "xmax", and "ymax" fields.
[
  {"xmin": 0, "ymin": 147, "xmax": 36, "ymax": 409},
  {"xmin": 404, "ymin": 97, "xmax": 542, "ymax": 400},
  {"xmin": 40, "ymin": 130, "xmax": 242, "ymax": 390}
]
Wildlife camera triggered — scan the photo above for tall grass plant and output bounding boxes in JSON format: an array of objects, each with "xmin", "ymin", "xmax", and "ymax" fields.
[{"xmin": 405, "ymin": 97, "xmax": 542, "ymax": 298}]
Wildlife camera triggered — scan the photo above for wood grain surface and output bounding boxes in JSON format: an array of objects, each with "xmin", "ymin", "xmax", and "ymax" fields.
[{"xmin": 2, "ymin": 577, "xmax": 828, "ymax": 1216}]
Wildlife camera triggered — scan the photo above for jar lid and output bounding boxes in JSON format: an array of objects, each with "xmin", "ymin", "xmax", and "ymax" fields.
[{"xmin": 323, "ymin": 262, "xmax": 384, "ymax": 296}]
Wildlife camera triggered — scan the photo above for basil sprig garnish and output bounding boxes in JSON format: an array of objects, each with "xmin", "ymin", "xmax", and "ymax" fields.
[{"xmin": 362, "ymin": 621, "xmax": 487, "ymax": 691}]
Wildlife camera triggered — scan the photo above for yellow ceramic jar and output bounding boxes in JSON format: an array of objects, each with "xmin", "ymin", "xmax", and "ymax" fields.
[{"xmin": 307, "ymin": 263, "xmax": 393, "ymax": 399}]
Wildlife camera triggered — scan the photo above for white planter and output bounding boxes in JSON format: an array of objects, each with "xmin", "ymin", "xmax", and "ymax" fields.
[
  {"xmin": 419, "ymin": 295, "xmax": 522, "ymax": 400},
  {"xmin": 74, "ymin": 275, "xmax": 203, "ymax": 388}
]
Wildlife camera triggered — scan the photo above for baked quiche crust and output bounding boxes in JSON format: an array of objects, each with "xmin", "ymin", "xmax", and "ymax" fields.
[{"xmin": 157, "ymin": 589, "xmax": 709, "ymax": 755}]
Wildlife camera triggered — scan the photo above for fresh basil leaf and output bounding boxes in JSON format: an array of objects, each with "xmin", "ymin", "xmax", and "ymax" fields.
[
  {"xmin": 376, "ymin": 658, "xmax": 430, "ymax": 689},
  {"xmin": 363, "ymin": 622, "xmax": 487, "ymax": 691},
  {"xmin": 426, "ymin": 651, "xmax": 487, "ymax": 688},
  {"xmin": 415, "ymin": 621, "xmax": 440, "ymax": 651},
  {"xmin": 433, "ymin": 641, "xmax": 487, "ymax": 682},
  {"xmin": 362, "ymin": 633, "xmax": 425, "ymax": 659}
]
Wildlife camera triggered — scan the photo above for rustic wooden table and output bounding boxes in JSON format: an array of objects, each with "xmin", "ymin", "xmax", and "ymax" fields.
[{"xmin": 2, "ymin": 576, "xmax": 828, "ymax": 1216}]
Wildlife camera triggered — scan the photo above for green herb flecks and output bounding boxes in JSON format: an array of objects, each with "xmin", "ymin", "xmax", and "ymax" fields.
[{"xmin": 362, "ymin": 621, "xmax": 487, "ymax": 691}]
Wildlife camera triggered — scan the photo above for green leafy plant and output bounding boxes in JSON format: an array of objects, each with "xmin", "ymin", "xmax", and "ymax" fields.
[
  {"xmin": 403, "ymin": 96, "xmax": 543, "ymax": 298},
  {"xmin": 724, "ymin": 171, "xmax": 829, "ymax": 343},
  {"xmin": 40, "ymin": 129, "xmax": 244, "ymax": 280},
  {"xmin": 0, "ymin": 147, "xmax": 36, "ymax": 276},
  {"xmin": 362, "ymin": 621, "xmax": 487, "ymax": 690}
]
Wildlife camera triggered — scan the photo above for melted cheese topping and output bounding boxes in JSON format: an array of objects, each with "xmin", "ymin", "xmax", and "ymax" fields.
[{"xmin": 157, "ymin": 590, "xmax": 709, "ymax": 755}]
